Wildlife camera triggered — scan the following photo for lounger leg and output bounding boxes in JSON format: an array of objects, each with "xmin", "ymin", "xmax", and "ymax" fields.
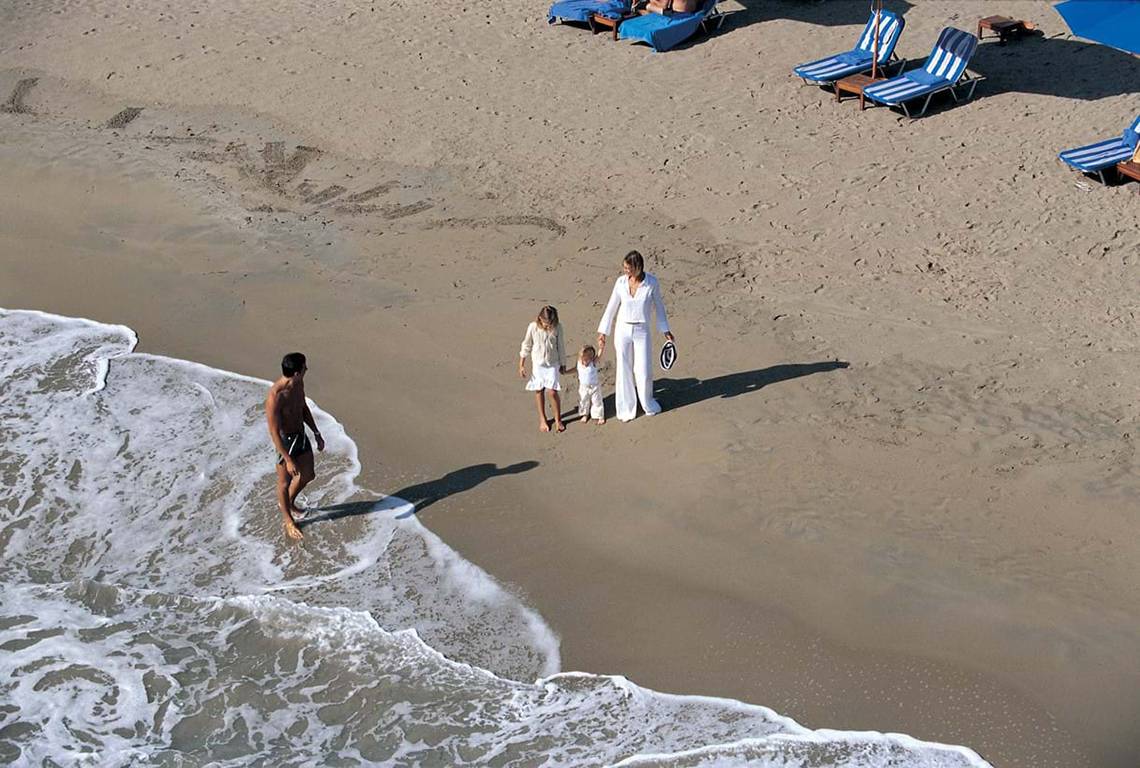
[
  {"xmin": 1098, "ymin": 170, "xmax": 1106, "ymax": 185},
  {"xmin": 964, "ymin": 79, "xmax": 979, "ymax": 101},
  {"xmin": 911, "ymin": 93, "xmax": 934, "ymax": 119}
]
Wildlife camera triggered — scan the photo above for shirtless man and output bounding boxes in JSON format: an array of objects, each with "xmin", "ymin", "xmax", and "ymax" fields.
[{"xmin": 266, "ymin": 352, "xmax": 324, "ymax": 540}]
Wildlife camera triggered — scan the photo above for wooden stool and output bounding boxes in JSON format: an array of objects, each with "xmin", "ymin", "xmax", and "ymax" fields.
[
  {"xmin": 977, "ymin": 15, "xmax": 1036, "ymax": 43},
  {"xmin": 834, "ymin": 73, "xmax": 885, "ymax": 111},
  {"xmin": 1116, "ymin": 161, "xmax": 1140, "ymax": 189},
  {"xmin": 589, "ymin": 7, "xmax": 647, "ymax": 40}
]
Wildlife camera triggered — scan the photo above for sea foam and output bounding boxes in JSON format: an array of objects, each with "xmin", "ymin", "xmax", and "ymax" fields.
[{"xmin": 0, "ymin": 308, "xmax": 992, "ymax": 767}]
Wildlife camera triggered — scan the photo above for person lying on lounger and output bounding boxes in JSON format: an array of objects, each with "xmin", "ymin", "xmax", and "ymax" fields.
[{"xmin": 645, "ymin": 0, "xmax": 701, "ymax": 13}]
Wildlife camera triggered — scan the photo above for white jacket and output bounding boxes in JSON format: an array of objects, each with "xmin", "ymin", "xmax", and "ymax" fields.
[
  {"xmin": 597, "ymin": 273, "xmax": 670, "ymax": 335},
  {"xmin": 520, "ymin": 322, "xmax": 565, "ymax": 368}
]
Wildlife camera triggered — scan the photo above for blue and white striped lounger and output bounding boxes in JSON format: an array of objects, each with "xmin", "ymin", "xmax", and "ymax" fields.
[
  {"xmin": 863, "ymin": 27, "xmax": 981, "ymax": 118},
  {"xmin": 1059, "ymin": 115, "xmax": 1140, "ymax": 184},
  {"xmin": 793, "ymin": 10, "xmax": 905, "ymax": 85}
]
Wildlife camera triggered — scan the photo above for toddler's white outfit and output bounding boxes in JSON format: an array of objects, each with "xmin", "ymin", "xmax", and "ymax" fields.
[
  {"xmin": 520, "ymin": 321, "xmax": 565, "ymax": 391},
  {"xmin": 577, "ymin": 360, "xmax": 604, "ymax": 420}
]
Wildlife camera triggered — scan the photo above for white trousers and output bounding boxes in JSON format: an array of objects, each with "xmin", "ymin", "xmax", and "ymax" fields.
[
  {"xmin": 578, "ymin": 383, "xmax": 604, "ymax": 420},
  {"xmin": 614, "ymin": 322, "xmax": 660, "ymax": 421}
]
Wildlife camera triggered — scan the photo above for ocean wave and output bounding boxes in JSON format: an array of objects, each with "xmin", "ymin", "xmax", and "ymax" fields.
[
  {"xmin": 0, "ymin": 307, "xmax": 558, "ymax": 680},
  {"xmin": 0, "ymin": 308, "xmax": 991, "ymax": 767},
  {"xmin": 1, "ymin": 580, "xmax": 990, "ymax": 767}
]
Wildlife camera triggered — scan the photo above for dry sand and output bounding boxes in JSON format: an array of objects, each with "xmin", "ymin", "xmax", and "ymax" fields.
[{"xmin": 2, "ymin": 1, "xmax": 1139, "ymax": 765}]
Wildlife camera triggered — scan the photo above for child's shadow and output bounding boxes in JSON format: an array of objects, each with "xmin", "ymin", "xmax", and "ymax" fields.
[{"xmin": 300, "ymin": 461, "xmax": 540, "ymax": 526}]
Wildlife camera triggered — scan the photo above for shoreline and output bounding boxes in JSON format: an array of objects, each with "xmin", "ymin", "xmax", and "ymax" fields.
[
  {"xmin": 3, "ymin": 1, "xmax": 1139, "ymax": 763},
  {"xmin": 0, "ymin": 111, "xmax": 1126, "ymax": 767}
]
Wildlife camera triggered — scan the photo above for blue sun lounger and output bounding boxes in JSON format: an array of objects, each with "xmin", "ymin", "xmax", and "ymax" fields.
[
  {"xmin": 1059, "ymin": 116, "xmax": 1140, "ymax": 184},
  {"xmin": 548, "ymin": 0, "xmax": 629, "ymax": 27},
  {"xmin": 863, "ymin": 27, "xmax": 981, "ymax": 118},
  {"xmin": 618, "ymin": 0, "xmax": 723, "ymax": 52},
  {"xmin": 793, "ymin": 10, "xmax": 906, "ymax": 85}
]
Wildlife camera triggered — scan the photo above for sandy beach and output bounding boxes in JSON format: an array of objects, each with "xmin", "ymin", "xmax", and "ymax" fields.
[{"xmin": 2, "ymin": 0, "xmax": 1139, "ymax": 765}]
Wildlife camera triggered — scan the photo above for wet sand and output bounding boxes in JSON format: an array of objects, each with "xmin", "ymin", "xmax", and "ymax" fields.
[{"xmin": 3, "ymin": 1, "xmax": 1140, "ymax": 765}]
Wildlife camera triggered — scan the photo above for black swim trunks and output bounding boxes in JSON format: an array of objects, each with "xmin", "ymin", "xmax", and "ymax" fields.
[{"xmin": 277, "ymin": 431, "xmax": 312, "ymax": 466}]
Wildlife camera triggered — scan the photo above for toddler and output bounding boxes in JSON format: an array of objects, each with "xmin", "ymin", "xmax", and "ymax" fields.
[{"xmin": 575, "ymin": 345, "xmax": 605, "ymax": 424}]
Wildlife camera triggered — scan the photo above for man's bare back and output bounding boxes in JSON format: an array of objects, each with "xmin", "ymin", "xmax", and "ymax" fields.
[{"xmin": 266, "ymin": 353, "xmax": 324, "ymax": 540}]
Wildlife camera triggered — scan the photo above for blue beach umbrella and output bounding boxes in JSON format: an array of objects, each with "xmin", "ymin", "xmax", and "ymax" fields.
[{"xmin": 1055, "ymin": 0, "xmax": 1140, "ymax": 55}]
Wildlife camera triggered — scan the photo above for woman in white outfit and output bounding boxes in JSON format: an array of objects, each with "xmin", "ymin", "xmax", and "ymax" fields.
[{"xmin": 596, "ymin": 251, "xmax": 674, "ymax": 422}]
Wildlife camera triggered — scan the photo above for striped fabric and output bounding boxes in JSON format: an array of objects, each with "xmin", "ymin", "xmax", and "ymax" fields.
[
  {"xmin": 864, "ymin": 27, "xmax": 978, "ymax": 106},
  {"xmin": 793, "ymin": 11, "xmax": 904, "ymax": 84},
  {"xmin": 1059, "ymin": 116, "xmax": 1140, "ymax": 172},
  {"xmin": 854, "ymin": 10, "xmax": 903, "ymax": 55}
]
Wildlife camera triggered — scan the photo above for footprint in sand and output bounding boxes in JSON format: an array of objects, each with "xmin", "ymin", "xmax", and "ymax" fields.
[{"xmin": 2, "ymin": 77, "xmax": 39, "ymax": 114}]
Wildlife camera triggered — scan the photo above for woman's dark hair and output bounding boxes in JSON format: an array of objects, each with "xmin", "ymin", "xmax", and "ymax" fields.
[
  {"xmin": 281, "ymin": 352, "xmax": 307, "ymax": 377},
  {"xmin": 623, "ymin": 250, "xmax": 645, "ymax": 280}
]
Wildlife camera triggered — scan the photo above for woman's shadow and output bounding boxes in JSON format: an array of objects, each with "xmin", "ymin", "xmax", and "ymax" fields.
[
  {"xmin": 299, "ymin": 460, "xmax": 540, "ymax": 526},
  {"xmin": 653, "ymin": 360, "xmax": 849, "ymax": 410}
]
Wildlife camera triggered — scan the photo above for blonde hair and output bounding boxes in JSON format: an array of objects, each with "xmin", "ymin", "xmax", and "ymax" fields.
[{"xmin": 536, "ymin": 305, "xmax": 559, "ymax": 331}]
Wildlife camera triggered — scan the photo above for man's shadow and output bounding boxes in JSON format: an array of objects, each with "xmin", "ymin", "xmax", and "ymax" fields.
[
  {"xmin": 300, "ymin": 461, "xmax": 540, "ymax": 526},
  {"xmin": 654, "ymin": 360, "xmax": 849, "ymax": 410}
]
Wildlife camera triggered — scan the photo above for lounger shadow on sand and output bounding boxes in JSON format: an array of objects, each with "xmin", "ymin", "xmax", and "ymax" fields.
[
  {"xmin": 970, "ymin": 36, "xmax": 1140, "ymax": 103},
  {"xmin": 299, "ymin": 460, "xmax": 540, "ymax": 526},
  {"xmin": 729, "ymin": 0, "xmax": 914, "ymax": 32}
]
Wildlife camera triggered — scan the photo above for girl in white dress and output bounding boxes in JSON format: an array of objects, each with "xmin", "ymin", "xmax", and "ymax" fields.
[
  {"xmin": 596, "ymin": 251, "xmax": 675, "ymax": 422},
  {"xmin": 519, "ymin": 305, "xmax": 568, "ymax": 433}
]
